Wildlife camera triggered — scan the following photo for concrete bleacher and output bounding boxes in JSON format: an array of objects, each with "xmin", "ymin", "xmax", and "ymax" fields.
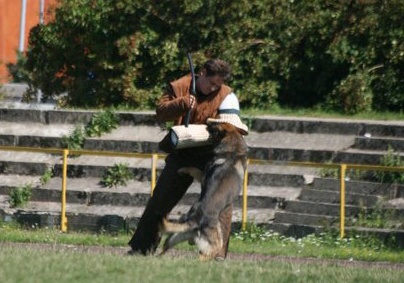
[{"xmin": 0, "ymin": 83, "xmax": 403, "ymax": 245}]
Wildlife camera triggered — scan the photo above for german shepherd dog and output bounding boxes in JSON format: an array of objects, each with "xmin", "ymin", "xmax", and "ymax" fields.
[{"xmin": 159, "ymin": 122, "xmax": 248, "ymax": 260}]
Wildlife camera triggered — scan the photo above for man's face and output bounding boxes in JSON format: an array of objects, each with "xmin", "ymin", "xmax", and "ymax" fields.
[{"xmin": 196, "ymin": 73, "xmax": 225, "ymax": 95}]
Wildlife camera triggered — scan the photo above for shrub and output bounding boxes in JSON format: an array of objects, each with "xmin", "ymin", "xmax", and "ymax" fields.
[
  {"xmin": 325, "ymin": 70, "xmax": 373, "ymax": 115},
  {"xmin": 239, "ymin": 80, "xmax": 279, "ymax": 110},
  {"xmin": 9, "ymin": 184, "xmax": 32, "ymax": 208},
  {"xmin": 22, "ymin": 0, "xmax": 404, "ymax": 112},
  {"xmin": 6, "ymin": 51, "xmax": 30, "ymax": 83}
]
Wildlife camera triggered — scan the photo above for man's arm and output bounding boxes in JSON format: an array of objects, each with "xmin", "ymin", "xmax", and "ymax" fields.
[{"xmin": 156, "ymin": 84, "xmax": 192, "ymax": 123}]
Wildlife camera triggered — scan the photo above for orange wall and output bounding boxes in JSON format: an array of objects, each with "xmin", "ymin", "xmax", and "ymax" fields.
[{"xmin": 0, "ymin": 0, "xmax": 57, "ymax": 82}]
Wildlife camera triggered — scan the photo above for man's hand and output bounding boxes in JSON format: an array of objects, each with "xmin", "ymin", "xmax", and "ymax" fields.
[{"xmin": 189, "ymin": 95, "xmax": 196, "ymax": 109}]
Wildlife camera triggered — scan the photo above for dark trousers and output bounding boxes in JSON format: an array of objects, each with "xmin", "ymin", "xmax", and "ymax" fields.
[{"xmin": 128, "ymin": 151, "xmax": 233, "ymax": 258}]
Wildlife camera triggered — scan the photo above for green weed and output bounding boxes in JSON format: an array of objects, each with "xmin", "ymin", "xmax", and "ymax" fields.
[
  {"xmin": 374, "ymin": 146, "xmax": 404, "ymax": 184},
  {"xmin": 347, "ymin": 200, "xmax": 398, "ymax": 230},
  {"xmin": 40, "ymin": 167, "xmax": 53, "ymax": 186},
  {"xmin": 61, "ymin": 110, "xmax": 120, "ymax": 152},
  {"xmin": 101, "ymin": 163, "xmax": 133, "ymax": 188},
  {"xmin": 318, "ymin": 163, "xmax": 339, "ymax": 179},
  {"xmin": 61, "ymin": 124, "xmax": 86, "ymax": 151},
  {"xmin": 85, "ymin": 109, "xmax": 119, "ymax": 137},
  {"xmin": 9, "ymin": 184, "xmax": 32, "ymax": 208}
]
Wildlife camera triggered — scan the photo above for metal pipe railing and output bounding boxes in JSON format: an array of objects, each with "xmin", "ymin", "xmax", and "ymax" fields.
[
  {"xmin": 1, "ymin": 145, "xmax": 403, "ymax": 238},
  {"xmin": 241, "ymin": 159, "xmax": 250, "ymax": 231},
  {"xmin": 61, "ymin": 149, "xmax": 69, "ymax": 232},
  {"xmin": 340, "ymin": 164, "xmax": 347, "ymax": 238}
]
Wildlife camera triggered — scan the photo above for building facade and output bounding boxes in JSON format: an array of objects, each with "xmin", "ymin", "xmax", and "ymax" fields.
[{"xmin": 0, "ymin": 0, "xmax": 57, "ymax": 82}]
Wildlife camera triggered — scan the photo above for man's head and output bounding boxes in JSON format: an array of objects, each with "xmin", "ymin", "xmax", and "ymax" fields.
[{"xmin": 196, "ymin": 59, "xmax": 231, "ymax": 95}]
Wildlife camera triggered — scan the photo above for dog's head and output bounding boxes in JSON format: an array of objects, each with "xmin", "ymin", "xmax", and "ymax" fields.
[
  {"xmin": 207, "ymin": 122, "xmax": 238, "ymax": 143},
  {"xmin": 207, "ymin": 122, "xmax": 247, "ymax": 155}
]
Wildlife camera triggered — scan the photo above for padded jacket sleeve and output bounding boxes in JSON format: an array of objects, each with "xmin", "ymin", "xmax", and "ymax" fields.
[{"xmin": 156, "ymin": 84, "xmax": 191, "ymax": 123}]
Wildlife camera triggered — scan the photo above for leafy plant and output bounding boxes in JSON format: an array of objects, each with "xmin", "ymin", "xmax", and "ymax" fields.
[
  {"xmin": 318, "ymin": 163, "xmax": 340, "ymax": 179},
  {"xmin": 348, "ymin": 201, "xmax": 397, "ymax": 229},
  {"xmin": 101, "ymin": 163, "xmax": 133, "ymax": 188},
  {"xmin": 40, "ymin": 167, "xmax": 53, "ymax": 186},
  {"xmin": 85, "ymin": 109, "xmax": 119, "ymax": 137},
  {"xmin": 9, "ymin": 184, "xmax": 32, "ymax": 208},
  {"xmin": 61, "ymin": 125, "xmax": 86, "ymax": 151},
  {"xmin": 61, "ymin": 110, "xmax": 121, "ymax": 153},
  {"xmin": 374, "ymin": 146, "xmax": 404, "ymax": 184},
  {"xmin": 6, "ymin": 51, "xmax": 30, "ymax": 83}
]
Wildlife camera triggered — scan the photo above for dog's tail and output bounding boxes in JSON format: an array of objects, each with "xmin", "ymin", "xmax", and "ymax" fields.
[{"xmin": 160, "ymin": 218, "xmax": 193, "ymax": 233}]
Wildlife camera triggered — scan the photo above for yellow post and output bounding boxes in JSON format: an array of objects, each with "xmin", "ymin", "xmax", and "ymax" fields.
[
  {"xmin": 241, "ymin": 159, "xmax": 250, "ymax": 231},
  {"xmin": 61, "ymin": 149, "xmax": 68, "ymax": 232},
  {"xmin": 339, "ymin": 164, "xmax": 347, "ymax": 239},
  {"xmin": 150, "ymin": 154, "xmax": 158, "ymax": 196}
]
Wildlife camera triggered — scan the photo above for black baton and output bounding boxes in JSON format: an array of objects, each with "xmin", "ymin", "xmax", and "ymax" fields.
[{"xmin": 184, "ymin": 53, "xmax": 195, "ymax": 127}]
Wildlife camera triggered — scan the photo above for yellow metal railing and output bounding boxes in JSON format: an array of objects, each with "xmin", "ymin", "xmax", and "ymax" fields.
[
  {"xmin": 0, "ymin": 145, "xmax": 163, "ymax": 233},
  {"xmin": 1, "ymin": 145, "xmax": 403, "ymax": 238},
  {"xmin": 240, "ymin": 159, "xmax": 404, "ymax": 238},
  {"xmin": 61, "ymin": 149, "xmax": 68, "ymax": 232}
]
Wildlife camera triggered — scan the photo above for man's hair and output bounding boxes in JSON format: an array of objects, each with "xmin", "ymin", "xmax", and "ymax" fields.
[{"xmin": 203, "ymin": 59, "xmax": 231, "ymax": 81}]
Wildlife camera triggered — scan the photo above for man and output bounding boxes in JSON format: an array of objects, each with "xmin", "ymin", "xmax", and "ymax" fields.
[{"xmin": 128, "ymin": 58, "xmax": 248, "ymax": 259}]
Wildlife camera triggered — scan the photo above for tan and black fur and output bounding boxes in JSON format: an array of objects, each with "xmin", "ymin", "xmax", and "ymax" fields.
[{"xmin": 159, "ymin": 122, "xmax": 248, "ymax": 260}]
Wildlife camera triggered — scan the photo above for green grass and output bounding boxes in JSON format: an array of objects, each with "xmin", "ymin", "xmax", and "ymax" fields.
[
  {"xmin": 1, "ymin": 222, "xmax": 403, "ymax": 263},
  {"xmin": 1, "ymin": 245, "xmax": 403, "ymax": 283},
  {"xmin": 1, "ymin": 223, "xmax": 404, "ymax": 282}
]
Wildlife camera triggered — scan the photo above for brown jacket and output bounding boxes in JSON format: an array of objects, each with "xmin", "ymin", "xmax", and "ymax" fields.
[{"xmin": 156, "ymin": 74, "xmax": 232, "ymax": 125}]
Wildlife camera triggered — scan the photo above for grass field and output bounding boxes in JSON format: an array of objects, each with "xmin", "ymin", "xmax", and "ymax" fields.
[
  {"xmin": 1, "ymin": 222, "xmax": 404, "ymax": 282},
  {"xmin": 1, "ymin": 244, "xmax": 403, "ymax": 283}
]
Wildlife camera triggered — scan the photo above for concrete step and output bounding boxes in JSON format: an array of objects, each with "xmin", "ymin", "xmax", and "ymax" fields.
[
  {"xmin": 1, "ymin": 103, "xmax": 403, "ymax": 136},
  {"xmin": 333, "ymin": 148, "xmax": 404, "ymax": 165},
  {"xmin": 285, "ymin": 200, "xmax": 361, "ymax": 217},
  {"xmin": 1, "ymin": 133, "xmax": 398, "ymax": 166},
  {"xmin": 272, "ymin": 211, "xmax": 338, "ymax": 226},
  {"xmin": 311, "ymin": 178, "xmax": 404, "ymax": 198},
  {"xmin": 0, "ymin": 175, "xmax": 302, "ymax": 209},
  {"xmin": 0, "ymin": 195, "xmax": 276, "ymax": 233},
  {"xmin": 1, "ymin": 117, "xmax": 402, "ymax": 164},
  {"xmin": 299, "ymin": 188, "xmax": 380, "ymax": 207},
  {"xmin": 0, "ymin": 151, "xmax": 318, "ymax": 187},
  {"xmin": 285, "ymin": 199, "xmax": 404, "ymax": 220},
  {"xmin": 266, "ymin": 222, "xmax": 323, "ymax": 238},
  {"xmin": 0, "ymin": 107, "xmax": 158, "ymax": 126},
  {"xmin": 353, "ymin": 136, "xmax": 404, "ymax": 151},
  {"xmin": 251, "ymin": 115, "xmax": 404, "ymax": 136},
  {"xmin": 249, "ymin": 146, "xmax": 404, "ymax": 165}
]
